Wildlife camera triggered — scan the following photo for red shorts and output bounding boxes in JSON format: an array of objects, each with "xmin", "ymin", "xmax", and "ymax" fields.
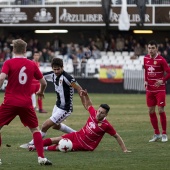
[
  {"xmin": 146, "ymin": 91, "xmax": 166, "ymax": 107},
  {"xmin": 62, "ymin": 133, "xmax": 89, "ymax": 151},
  {"xmin": 0, "ymin": 104, "xmax": 38, "ymax": 128},
  {"xmin": 31, "ymin": 83, "xmax": 40, "ymax": 94}
]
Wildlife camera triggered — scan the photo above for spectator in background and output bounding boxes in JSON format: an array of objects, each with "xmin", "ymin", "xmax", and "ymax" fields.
[
  {"xmin": 0, "ymin": 49, "xmax": 5, "ymax": 62},
  {"xmin": 123, "ymin": 39, "xmax": 131, "ymax": 52},
  {"xmin": 158, "ymin": 43, "xmax": 165, "ymax": 55},
  {"xmin": 59, "ymin": 43, "xmax": 68, "ymax": 56},
  {"xmin": 47, "ymin": 49, "xmax": 55, "ymax": 63},
  {"xmin": 109, "ymin": 37, "xmax": 116, "ymax": 52},
  {"xmin": 4, "ymin": 48, "xmax": 12, "ymax": 61},
  {"xmin": 52, "ymin": 35, "xmax": 62, "ymax": 51},
  {"xmin": 40, "ymin": 48, "xmax": 49, "ymax": 62},
  {"xmin": 165, "ymin": 43, "xmax": 170, "ymax": 56},
  {"xmin": 162, "ymin": 50, "xmax": 170, "ymax": 64},
  {"xmin": 91, "ymin": 45, "xmax": 101, "ymax": 59},
  {"xmin": 131, "ymin": 43, "xmax": 143, "ymax": 59},
  {"xmin": 116, "ymin": 34, "xmax": 124, "ymax": 52},
  {"xmin": 95, "ymin": 37, "xmax": 103, "ymax": 51},
  {"xmin": 77, "ymin": 46, "xmax": 85, "ymax": 60},
  {"xmin": 33, "ymin": 39, "xmax": 42, "ymax": 52},
  {"xmin": 84, "ymin": 46, "xmax": 92, "ymax": 60}
]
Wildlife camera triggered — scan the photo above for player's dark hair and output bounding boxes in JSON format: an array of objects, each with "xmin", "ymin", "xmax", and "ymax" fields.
[
  {"xmin": 148, "ymin": 40, "xmax": 157, "ymax": 48},
  {"xmin": 100, "ymin": 104, "xmax": 110, "ymax": 113},
  {"xmin": 51, "ymin": 58, "xmax": 63, "ymax": 68}
]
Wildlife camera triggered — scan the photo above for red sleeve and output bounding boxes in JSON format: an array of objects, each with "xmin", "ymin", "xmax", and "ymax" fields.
[
  {"xmin": 88, "ymin": 105, "xmax": 96, "ymax": 116},
  {"xmin": 105, "ymin": 121, "xmax": 117, "ymax": 136},
  {"xmin": 34, "ymin": 63, "xmax": 43, "ymax": 80},
  {"xmin": 1, "ymin": 60, "xmax": 9, "ymax": 74}
]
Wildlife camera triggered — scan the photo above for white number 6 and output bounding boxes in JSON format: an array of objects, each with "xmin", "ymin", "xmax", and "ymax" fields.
[{"xmin": 19, "ymin": 66, "xmax": 27, "ymax": 84}]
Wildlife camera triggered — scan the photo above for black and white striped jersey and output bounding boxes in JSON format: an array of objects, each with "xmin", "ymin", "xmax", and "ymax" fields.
[{"xmin": 43, "ymin": 71, "xmax": 76, "ymax": 112}]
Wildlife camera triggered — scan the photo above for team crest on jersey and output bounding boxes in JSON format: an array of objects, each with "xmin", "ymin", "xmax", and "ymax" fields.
[
  {"xmin": 98, "ymin": 122, "xmax": 102, "ymax": 126},
  {"xmin": 59, "ymin": 80, "xmax": 62, "ymax": 84},
  {"xmin": 89, "ymin": 122, "xmax": 96, "ymax": 129},
  {"xmin": 154, "ymin": 61, "xmax": 157, "ymax": 65},
  {"xmin": 148, "ymin": 66, "xmax": 155, "ymax": 72}
]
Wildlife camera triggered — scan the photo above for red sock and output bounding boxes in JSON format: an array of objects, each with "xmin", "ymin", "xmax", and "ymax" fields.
[
  {"xmin": 160, "ymin": 112, "xmax": 167, "ymax": 134},
  {"xmin": 47, "ymin": 145, "xmax": 58, "ymax": 151},
  {"xmin": 149, "ymin": 112, "xmax": 160, "ymax": 134},
  {"xmin": 38, "ymin": 97, "xmax": 43, "ymax": 110},
  {"xmin": 43, "ymin": 138, "xmax": 52, "ymax": 146},
  {"xmin": 33, "ymin": 132, "xmax": 44, "ymax": 158}
]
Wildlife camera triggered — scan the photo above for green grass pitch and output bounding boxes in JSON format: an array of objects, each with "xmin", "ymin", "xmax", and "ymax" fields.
[{"xmin": 0, "ymin": 93, "xmax": 170, "ymax": 170}]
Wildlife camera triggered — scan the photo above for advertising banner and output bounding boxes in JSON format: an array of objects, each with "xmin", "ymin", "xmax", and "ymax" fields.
[
  {"xmin": 155, "ymin": 7, "xmax": 170, "ymax": 23},
  {"xmin": 0, "ymin": 7, "xmax": 56, "ymax": 24}
]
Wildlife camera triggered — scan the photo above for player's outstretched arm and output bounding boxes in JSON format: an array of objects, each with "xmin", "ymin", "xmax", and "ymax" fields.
[
  {"xmin": 37, "ymin": 77, "xmax": 47, "ymax": 99},
  {"xmin": 114, "ymin": 133, "xmax": 131, "ymax": 153},
  {"xmin": 80, "ymin": 89, "xmax": 92, "ymax": 110}
]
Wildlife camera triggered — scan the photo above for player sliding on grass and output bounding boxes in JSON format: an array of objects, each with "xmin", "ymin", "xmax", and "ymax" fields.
[{"xmin": 28, "ymin": 89, "xmax": 131, "ymax": 153}]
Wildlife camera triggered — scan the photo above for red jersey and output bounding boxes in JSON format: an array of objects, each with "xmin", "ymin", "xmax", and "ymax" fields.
[
  {"xmin": 1, "ymin": 58, "xmax": 43, "ymax": 107},
  {"xmin": 75, "ymin": 106, "xmax": 116, "ymax": 151},
  {"xmin": 144, "ymin": 54, "xmax": 170, "ymax": 92}
]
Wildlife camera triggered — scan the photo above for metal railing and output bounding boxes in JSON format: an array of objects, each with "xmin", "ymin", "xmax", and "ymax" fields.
[{"xmin": 0, "ymin": 0, "xmax": 169, "ymax": 6}]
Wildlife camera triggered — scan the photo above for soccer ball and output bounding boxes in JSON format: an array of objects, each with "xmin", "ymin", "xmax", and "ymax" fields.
[{"xmin": 58, "ymin": 138, "xmax": 73, "ymax": 152}]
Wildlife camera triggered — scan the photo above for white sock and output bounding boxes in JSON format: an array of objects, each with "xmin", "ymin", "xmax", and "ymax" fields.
[
  {"xmin": 40, "ymin": 131, "xmax": 46, "ymax": 138},
  {"xmin": 29, "ymin": 139, "xmax": 34, "ymax": 145},
  {"xmin": 31, "ymin": 93, "xmax": 36, "ymax": 108},
  {"xmin": 59, "ymin": 123, "xmax": 76, "ymax": 133},
  {"xmin": 29, "ymin": 131, "xmax": 46, "ymax": 145},
  {"xmin": 44, "ymin": 147, "xmax": 48, "ymax": 151}
]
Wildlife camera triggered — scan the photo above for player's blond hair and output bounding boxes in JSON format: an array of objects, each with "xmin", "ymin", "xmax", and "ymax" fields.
[{"xmin": 12, "ymin": 39, "xmax": 27, "ymax": 54}]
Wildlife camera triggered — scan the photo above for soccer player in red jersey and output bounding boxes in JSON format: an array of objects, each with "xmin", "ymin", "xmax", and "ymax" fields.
[
  {"xmin": 0, "ymin": 39, "xmax": 52, "ymax": 165},
  {"xmin": 144, "ymin": 40, "xmax": 170, "ymax": 142},
  {"xmin": 28, "ymin": 89, "xmax": 131, "ymax": 153},
  {"xmin": 31, "ymin": 52, "xmax": 47, "ymax": 113}
]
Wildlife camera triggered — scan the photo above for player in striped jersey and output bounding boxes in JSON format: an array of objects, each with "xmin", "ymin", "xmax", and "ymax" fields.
[
  {"xmin": 24, "ymin": 58, "xmax": 83, "ymax": 147},
  {"xmin": 144, "ymin": 40, "xmax": 170, "ymax": 142}
]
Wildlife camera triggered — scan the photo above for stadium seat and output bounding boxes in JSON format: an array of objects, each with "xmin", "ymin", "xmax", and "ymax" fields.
[
  {"xmin": 125, "ymin": 59, "xmax": 133, "ymax": 65},
  {"xmin": 135, "ymin": 64, "xmax": 143, "ymax": 70},
  {"xmin": 117, "ymin": 59, "xmax": 125, "ymax": 65},
  {"xmin": 114, "ymin": 51, "xmax": 122, "ymax": 56},
  {"xmin": 87, "ymin": 58, "xmax": 95, "ymax": 64},
  {"xmin": 87, "ymin": 64, "xmax": 96, "ymax": 75},
  {"xmin": 65, "ymin": 63, "xmax": 74, "ymax": 73},
  {"xmin": 133, "ymin": 59, "xmax": 141, "ymax": 65},
  {"xmin": 26, "ymin": 51, "xmax": 32, "ymax": 58},
  {"xmin": 101, "ymin": 55, "xmax": 109, "ymax": 60},
  {"xmin": 100, "ymin": 51, "xmax": 107, "ymax": 56},
  {"xmin": 107, "ymin": 51, "xmax": 114, "ymax": 56},
  {"xmin": 110, "ymin": 59, "xmax": 119, "ymax": 66},
  {"xmin": 122, "ymin": 51, "xmax": 129, "ymax": 57},
  {"xmin": 127, "ymin": 64, "xmax": 135, "ymax": 70}
]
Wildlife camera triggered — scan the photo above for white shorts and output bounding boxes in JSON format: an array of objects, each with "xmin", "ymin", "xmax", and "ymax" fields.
[{"xmin": 50, "ymin": 105, "xmax": 71, "ymax": 124}]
